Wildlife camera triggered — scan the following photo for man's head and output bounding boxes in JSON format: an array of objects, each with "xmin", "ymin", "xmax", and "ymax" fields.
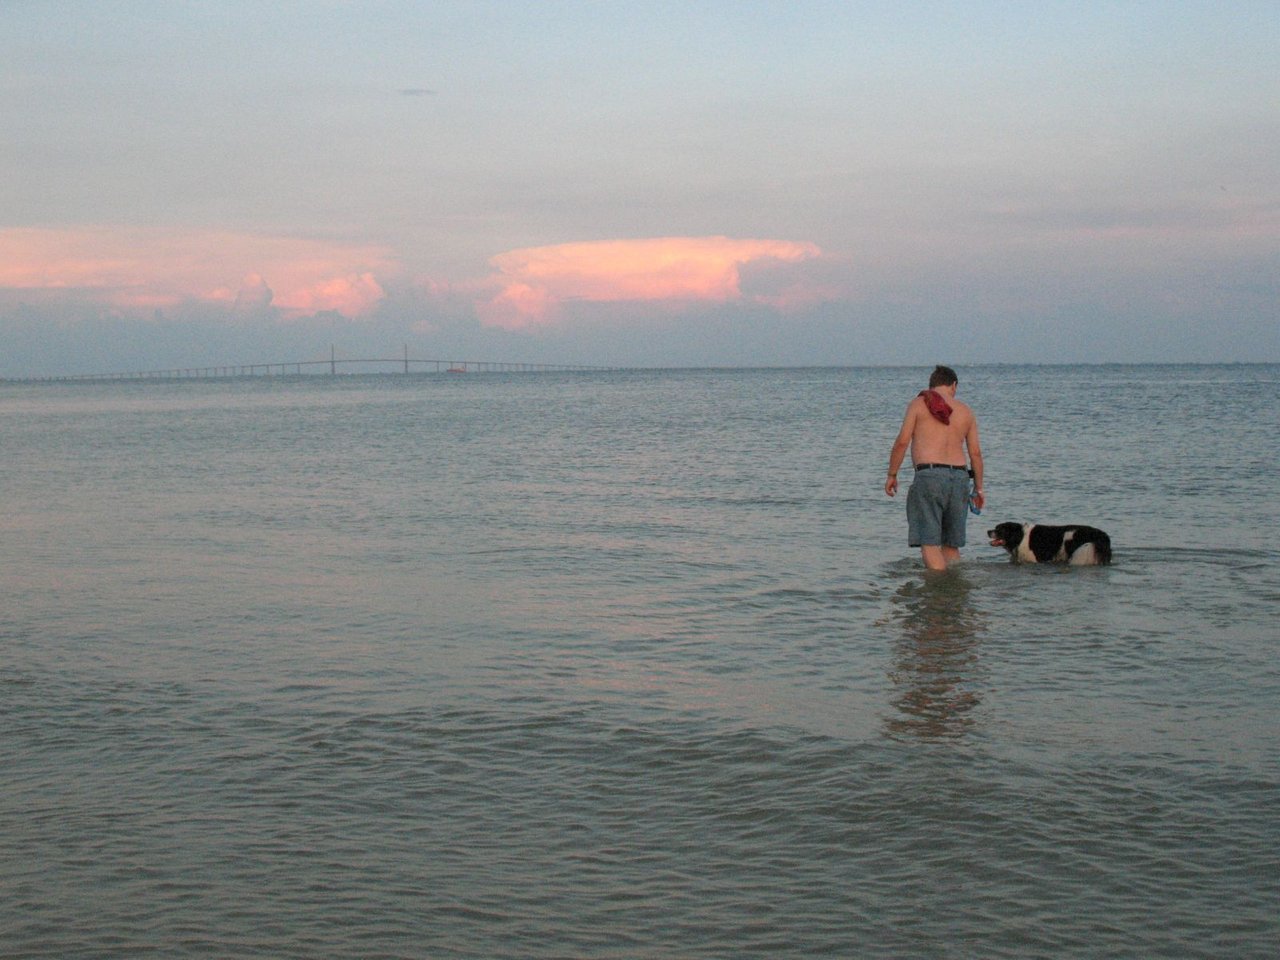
[{"xmin": 928, "ymin": 365, "xmax": 958, "ymax": 389}]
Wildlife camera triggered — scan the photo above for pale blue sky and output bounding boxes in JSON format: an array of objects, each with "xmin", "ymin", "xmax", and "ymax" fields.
[{"xmin": 2, "ymin": 1, "xmax": 1276, "ymax": 373}]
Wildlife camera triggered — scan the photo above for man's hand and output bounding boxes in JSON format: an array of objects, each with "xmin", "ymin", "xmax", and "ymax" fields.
[{"xmin": 885, "ymin": 474, "xmax": 898, "ymax": 497}]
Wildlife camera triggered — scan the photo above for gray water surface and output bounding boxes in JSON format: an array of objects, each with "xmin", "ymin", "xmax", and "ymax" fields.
[{"xmin": 4, "ymin": 365, "xmax": 1277, "ymax": 958}]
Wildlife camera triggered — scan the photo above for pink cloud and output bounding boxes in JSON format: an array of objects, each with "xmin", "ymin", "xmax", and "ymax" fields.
[
  {"xmin": 0, "ymin": 227, "xmax": 396, "ymax": 318},
  {"xmin": 274, "ymin": 272, "xmax": 385, "ymax": 318},
  {"xmin": 479, "ymin": 236, "xmax": 821, "ymax": 329},
  {"xmin": 231, "ymin": 273, "xmax": 274, "ymax": 313}
]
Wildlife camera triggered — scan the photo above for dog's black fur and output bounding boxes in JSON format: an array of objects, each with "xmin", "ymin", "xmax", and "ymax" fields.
[{"xmin": 987, "ymin": 522, "xmax": 1112, "ymax": 565}]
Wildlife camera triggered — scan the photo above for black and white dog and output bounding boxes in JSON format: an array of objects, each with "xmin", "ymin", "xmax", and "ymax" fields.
[{"xmin": 987, "ymin": 522, "xmax": 1112, "ymax": 566}]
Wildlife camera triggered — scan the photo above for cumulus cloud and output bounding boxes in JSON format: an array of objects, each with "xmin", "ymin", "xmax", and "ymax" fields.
[
  {"xmin": 738, "ymin": 252, "xmax": 853, "ymax": 312},
  {"xmin": 478, "ymin": 236, "xmax": 821, "ymax": 329},
  {"xmin": 0, "ymin": 227, "xmax": 396, "ymax": 319},
  {"xmin": 274, "ymin": 272, "xmax": 385, "ymax": 318},
  {"xmin": 232, "ymin": 273, "xmax": 274, "ymax": 313}
]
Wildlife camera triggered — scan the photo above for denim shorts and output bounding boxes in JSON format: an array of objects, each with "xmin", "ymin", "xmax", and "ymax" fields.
[{"xmin": 906, "ymin": 467, "xmax": 969, "ymax": 548}]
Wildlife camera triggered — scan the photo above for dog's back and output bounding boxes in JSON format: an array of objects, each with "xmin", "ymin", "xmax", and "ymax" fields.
[{"xmin": 1058, "ymin": 525, "xmax": 1111, "ymax": 565}]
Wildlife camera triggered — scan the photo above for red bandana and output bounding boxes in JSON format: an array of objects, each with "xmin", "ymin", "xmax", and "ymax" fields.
[{"xmin": 918, "ymin": 389, "xmax": 952, "ymax": 425}]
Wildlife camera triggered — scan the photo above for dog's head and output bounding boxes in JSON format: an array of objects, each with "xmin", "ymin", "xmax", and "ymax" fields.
[{"xmin": 987, "ymin": 522, "xmax": 1026, "ymax": 553}]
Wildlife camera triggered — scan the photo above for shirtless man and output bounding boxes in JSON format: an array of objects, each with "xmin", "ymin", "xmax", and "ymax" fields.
[{"xmin": 885, "ymin": 365, "xmax": 985, "ymax": 571}]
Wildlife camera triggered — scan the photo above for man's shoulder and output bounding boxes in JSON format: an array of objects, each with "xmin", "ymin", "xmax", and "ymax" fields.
[{"xmin": 951, "ymin": 399, "xmax": 978, "ymax": 424}]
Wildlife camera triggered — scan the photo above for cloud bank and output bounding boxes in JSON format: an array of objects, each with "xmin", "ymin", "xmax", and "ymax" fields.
[
  {"xmin": 0, "ymin": 227, "xmax": 396, "ymax": 318},
  {"xmin": 479, "ymin": 236, "xmax": 822, "ymax": 329},
  {"xmin": 1, "ymin": 229, "xmax": 830, "ymax": 335}
]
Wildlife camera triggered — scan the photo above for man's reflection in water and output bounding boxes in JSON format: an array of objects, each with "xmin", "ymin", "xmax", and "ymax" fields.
[{"xmin": 884, "ymin": 570, "xmax": 986, "ymax": 740}]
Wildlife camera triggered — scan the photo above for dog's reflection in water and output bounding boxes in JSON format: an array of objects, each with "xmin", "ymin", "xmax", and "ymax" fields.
[{"xmin": 884, "ymin": 570, "xmax": 986, "ymax": 741}]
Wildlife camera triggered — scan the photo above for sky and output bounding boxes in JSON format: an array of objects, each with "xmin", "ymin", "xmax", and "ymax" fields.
[{"xmin": 2, "ymin": 0, "xmax": 1277, "ymax": 375}]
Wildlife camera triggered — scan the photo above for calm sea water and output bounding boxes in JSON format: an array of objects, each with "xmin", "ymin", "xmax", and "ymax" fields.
[{"xmin": 3, "ymin": 365, "xmax": 1277, "ymax": 959}]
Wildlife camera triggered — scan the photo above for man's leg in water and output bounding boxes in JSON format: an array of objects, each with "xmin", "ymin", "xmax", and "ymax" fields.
[
  {"xmin": 920, "ymin": 545, "xmax": 961, "ymax": 570},
  {"xmin": 924, "ymin": 476, "xmax": 968, "ymax": 569},
  {"xmin": 920, "ymin": 545, "xmax": 947, "ymax": 570},
  {"xmin": 910, "ymin": 474, "xmax": 965, "ymax": 571}
]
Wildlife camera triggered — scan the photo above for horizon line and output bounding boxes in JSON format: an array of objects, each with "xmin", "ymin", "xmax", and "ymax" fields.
[{"xmin": 3, "ymin": 357, "xmax": 1275, "ymax": 384}]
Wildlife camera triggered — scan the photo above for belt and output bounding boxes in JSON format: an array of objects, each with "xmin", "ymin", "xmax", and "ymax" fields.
[{"xmin": 914, "ymin": 463, "xmax": 968, "ymax": 471}]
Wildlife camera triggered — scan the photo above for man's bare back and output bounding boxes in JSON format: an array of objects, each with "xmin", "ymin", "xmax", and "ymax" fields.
[
  {"xmin": 885, "ymin": 387, "xmax": 983, "ymax": 496},
  {"xmin": 906, "ymin": 395, "xmax": 976, "ymax": 467}
]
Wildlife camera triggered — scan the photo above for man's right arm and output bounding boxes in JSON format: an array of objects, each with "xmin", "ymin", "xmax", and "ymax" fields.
[{"xmin": 885, "ymin": 403, "xmax": 916, "ymax": 497}]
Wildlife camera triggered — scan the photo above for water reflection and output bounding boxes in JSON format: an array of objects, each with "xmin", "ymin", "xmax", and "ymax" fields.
[{"xmin": 884, "ymin": 570, "xmax": 986, "ymax": 740}]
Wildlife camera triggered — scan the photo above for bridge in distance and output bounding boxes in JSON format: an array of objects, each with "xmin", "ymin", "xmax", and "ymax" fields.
[{"xmin": 4, "ymin": 347, "xmax": 616, "ymax": 383}]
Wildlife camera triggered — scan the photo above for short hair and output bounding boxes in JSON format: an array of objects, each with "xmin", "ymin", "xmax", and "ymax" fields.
[{"xmin": 929, "ymin": 365, "xmax": 958, "ymax": 388}]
